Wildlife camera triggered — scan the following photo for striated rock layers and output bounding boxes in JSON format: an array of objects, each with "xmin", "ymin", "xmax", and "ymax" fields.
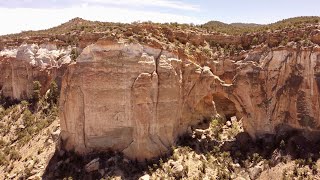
[
  {"xmin": 210, "ymin": 46, "xmax": 320, "ymax": 137},
  {"xmin": 0, "ymin": 43, "xmax": 72, "ymax": 100},
  {"xmin": 60, "ymin": 40, "xmax": 320, "ymax": 160}
]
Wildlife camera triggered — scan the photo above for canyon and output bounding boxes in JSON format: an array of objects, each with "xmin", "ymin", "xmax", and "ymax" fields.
[{"xmin": 1, "ymin": 17, "xmax": 320, "ymax": 179}]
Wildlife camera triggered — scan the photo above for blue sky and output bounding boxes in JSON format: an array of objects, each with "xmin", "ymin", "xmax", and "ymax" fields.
[{"xmin": 0, "ymin": 0, "xmax": 319, "ymax": 35}]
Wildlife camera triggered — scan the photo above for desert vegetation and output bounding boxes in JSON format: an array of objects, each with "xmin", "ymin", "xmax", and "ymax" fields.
[
  {"xmin": 202, "ymin": 16, "xmax": 320, "ymax": 35},
  {"xmin": 1, "ymin": 16, "xmax": 320, "ymax": 58},
  {"xmin": 0, "ymin": 81, "xmax": 59, "ymax": 179},
  {"xmin": 41, "ymin": 116, "xmax": 320, "ymax": 179},
  {"xmin": 1, "ymin": 16, "xmax": 320, "ymax": 179}
]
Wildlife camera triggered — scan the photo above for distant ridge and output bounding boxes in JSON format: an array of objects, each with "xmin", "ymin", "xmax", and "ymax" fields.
[
  {"xmin": 2, "ymin": 16, "xmax": 320, "ymax": 37},
  {"xmin": 202, "ymin": 16, "xmax": 320, "ymax": 35}
]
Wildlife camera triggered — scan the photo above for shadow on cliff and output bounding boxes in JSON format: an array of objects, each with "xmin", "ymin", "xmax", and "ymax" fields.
[
  {"xmin": 230, "ymin": 126, "xmax": 320, "ymax": 166},
  {"xmin": 0, "ymin": 95, "xmax": 21, "ymax": 108},
  {"xmin": 42, "ymin": 149, "xmax": 162, "ymax": 180},
  {"xmin": 178, "ymin": 123, "xmax": 320, "ymax": 168},
  {"xmin": 42, "ymin": 122, "xmax": 320, "ymax": 179}
]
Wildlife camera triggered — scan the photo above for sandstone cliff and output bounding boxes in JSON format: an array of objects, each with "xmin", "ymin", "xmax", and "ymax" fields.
[
  {"xmin": 210, "ymin": 46, "xmax": 320, "ymax": 137},
  {"xmin": 60, "ymin": 40, "xmax": 191, "ymax": 160},
  {"xmin": 59, "ymin": 39, "xmax": 320, "ymax": 160},
  {"xmin": 2, "ymin": 17, "xmax": 320, "ymax": 179},
  {"xmin": 0, "ymin": 43, "xmax": 72, "ymax": 100}
]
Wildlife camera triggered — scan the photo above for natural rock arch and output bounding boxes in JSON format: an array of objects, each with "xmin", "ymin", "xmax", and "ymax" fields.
[
  {"xmin": 189, "ymin": 88, "xmax": 245, "ymax": 126},
  {"xmin": 59, "ymin": 41, "xmax": 252, "ymax": 161},
  {"xmin": 211, "ymin": 92, "xmax": 243, "ymax": 121},
  {"xmin": 60, "ymin": 41, "xmax": 320, "ymax": 161}
]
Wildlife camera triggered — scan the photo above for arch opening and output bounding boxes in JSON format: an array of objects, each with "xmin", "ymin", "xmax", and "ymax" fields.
[
  {"xmin": 212, "ymin": 93, "xmax": 241, "ymax": 122},
  {"xmin": 192, "ymin": 92, "xmax": 243, "ymax": 130}
]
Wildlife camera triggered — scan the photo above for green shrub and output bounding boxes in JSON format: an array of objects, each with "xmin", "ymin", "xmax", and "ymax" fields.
[
  {"xmin": 11, "ymin": 111, "xmax": 21, "ymax": 122},
  {"xmin": 32, "ymin": 81, "xmax": 41, "ymax": 104},
  {"xmin": 0, "ymin": 152, "xmax": 8, "ymax": 166},
  {"xmin": 0, "ymin": 106, "xmax": 4, "ymax": 119},
  {"xmin": 252, "ymin": 37, "xmax": 259, "ymax": 45},
  {"xmin": 21, "ymin": 101, "xmax": 29, "ymax": 107},
  {"xmin": 217, "ymin": 169, "xmax": 231, "ymax": 179},
  {"xmin": 34, "ymin": 119, "xmax": 49, "ymax": 132},
  {"xmin": 210, "ymin": 119, "xmax": 223, "ymax": 139},
  {"xmin": 22, "ymin": 109, "xmax": 35, "ymax": 127},
  {"xmin": 312, "ymin": 164, "xmax": 318, "ymax": 174},
  {"xmin": 0, "ymin": 139, "xmax": 6, "ymax": 148},
  {"xmin": 9, "ymin": 149, "xmax": 21, "ymax": 161},
  {"xmin": 17, "ymin": 131, "xmax": 32, "ymax": 146},
  {"xmin": 251, "ymin": 153, "xmax": 263, "ymax": 166},
  {"xmin": 46, "ymin": 81, "xmax": 59, "ymax": 106},
  {"xmin": 70, "ymin": 48, "xmax": 80, "ymax": 61},
  {"xmin": 295, "ymin": 159, "xmax": 306, "ymax": 167},
  {"xmin": 293, "ymin": 166, "xmax": 298, "ymax": 176}
]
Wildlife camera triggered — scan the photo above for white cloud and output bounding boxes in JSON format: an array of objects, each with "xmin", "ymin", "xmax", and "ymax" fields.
[
  {"xmin": 0, "ymin": 6, "xmax": 204, "ymax": 35},
  {"xmin": 81, "ymin": 0, "xmax": 200, "ymax": 11}
]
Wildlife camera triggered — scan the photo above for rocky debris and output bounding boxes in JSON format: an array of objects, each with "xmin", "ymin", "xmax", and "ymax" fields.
[
  {"xmin": 18, "ymin": 125, "xmax": 25, "ymax": 129},
  {"xmin": 85, "ymin": 158, "xmax": 100, "ymax": 172},
  {"xmin": 269, "ymin": 149, "xmax": 283, "ymax": 166},
  {"xmin": 8, "ymin": 174, "xmax": 17, "ymax": 179},
  {"xmin": 43, "ymin": 112, "xmax": 320, "ymax": 179},
  {"xmin": 0, "ymin": 101, "xmax": 59, "ymax": 179},
  {"xmin": 27, "ymin": 175, "xmax": 41, "ymax": 180},
  {"xmin": 248, "ymin": 164, "xmax": 263, "ymax": 179},
  {"xmin": 231, "ymin": 116, "xmax": 238, "ymax": 124},
  {"xmin": 235, "ymin": 172, "xmax": 251, "ymax": 180},
  {"xmin": 51, "ymin": 129, "xmax": 61, "ymax": 141},
  {"xmin": 194, "ymin": 129, "xmax": 208, "ymax": 137},
  {"xmin": 311, "ymin": 30, "xmax": 320, "ymax": 44},
  {"xmin": 171, "ymin": 162, "xmax": 184, "ymax": 177},
  {"xmin": 98, "ymin": 169, "xmax": 105, "ymax": 176},
  {"xmin": 10, "ymin": 43, "xmax": 71, "ymax": 68},
  {"xmin": 232, "ymin": 163, "xmax": 242, "ymax": 174},
  {"xmin": 139, "ymin": 174, "xmax": 150, "ymax": 180}
]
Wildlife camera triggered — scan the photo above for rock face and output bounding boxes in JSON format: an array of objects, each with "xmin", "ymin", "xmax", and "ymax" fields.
[
  {"xmin": 214, "ymin": 46, "xmax": 320, "ymax": 137},
  {"xmin": 0, "ymin": 43, "xmax": 71, "ymax": 100},
  {"xmin": 60, "ymin": 40, "xmax": 320, "ymax": 160},
  {"xmin": 60, "ymin": 40, "xmax": 216, "ymax": 160}
]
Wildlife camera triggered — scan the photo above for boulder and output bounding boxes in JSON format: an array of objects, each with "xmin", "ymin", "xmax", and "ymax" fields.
[
  {"xmin": 139, "ymin": 174, "xmax": 150, "ymax": 180},
  {"xmin": 85, "ymin": 158, "xmax": 100, "ymax": 172},
  {"xmin": 248, "ymin": 165, "xmax": 263, "ymax": 179},
  {"xmin": 172, "ymin": 162, "xmax": 184, "ymax": 178},
  {"xmin": 311, "ymin": 30, "xmax": 320, "ymax": 45}
]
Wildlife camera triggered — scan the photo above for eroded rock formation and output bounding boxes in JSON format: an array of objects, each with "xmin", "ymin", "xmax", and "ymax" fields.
[
  {"xmin": 210, "ymin": 46, "xmax": 320, "ymax": 137},
  {"xmin": 59, "ymin": 40, "xmax": 218, "ymax": 160},
  {"xmin": 0, "ymin": 43, "xmax": 72, "ymax": 100},
  {"xmin": 60, "ymin": 40, "xmax": 320, "ymax": 160}
]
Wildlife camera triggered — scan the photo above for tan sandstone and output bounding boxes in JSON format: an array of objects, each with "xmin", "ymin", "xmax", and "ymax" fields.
[
  {"xmin": 60, "ymin": 40, "xmax": 320, "ymax": 160},
  {"xmin": 0, "ymin": 43, "xmax": 72, "ymax": 99}
]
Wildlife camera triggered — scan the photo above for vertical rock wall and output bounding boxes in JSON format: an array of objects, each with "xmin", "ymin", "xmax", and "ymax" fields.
[
  {"xmin": 0, "ymin": 43, "xmax": 71, "ymax": 100},
  {"xmin": 60, "ymin": 41, "xmax": 320, "ymax": 160}
]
